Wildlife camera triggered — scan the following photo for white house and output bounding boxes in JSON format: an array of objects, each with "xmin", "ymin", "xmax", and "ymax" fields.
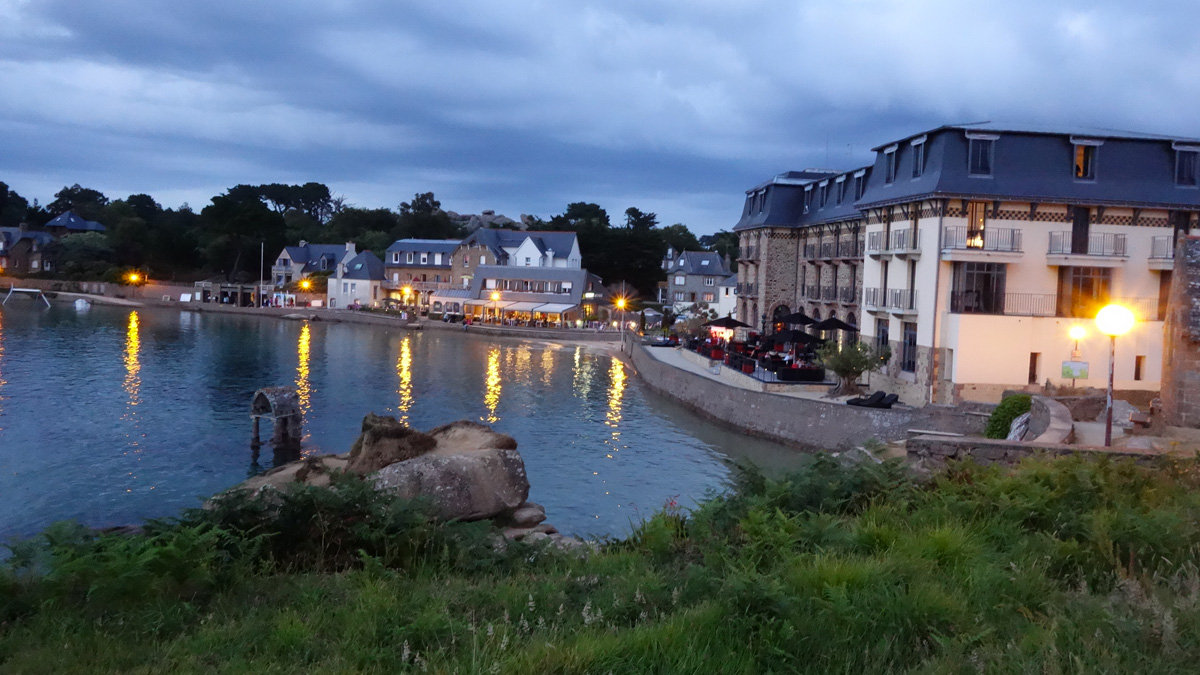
[
  {"xmin": 272, "ymin": 241, "xmax": 358, "ymax": 285},
  {"xmin": 327, "ymin": 251, "xmax": 386, "ymax": 309}
]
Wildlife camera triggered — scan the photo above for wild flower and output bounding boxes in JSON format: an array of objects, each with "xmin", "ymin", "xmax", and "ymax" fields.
[
  {"xmin": 486, "ymin": 623, "xmax": 494, "ymax": 638},
  {"xmin": 582, "ymin": 601, "xmax": 595, "ymax": 625},
  {"xmin": 401, "ymin": 640, "xmax": 411, "ymax": 663},
  {"xmin": 634, "ymin": 587, "xmax": 644, "ymax": 604},
  {"xmin": 526, "ymin": 594, "xmax": 536, "ymax": 613},
  {"xmin": 519, "ymin": 614, "xmax": 529, "ymax": 634}
]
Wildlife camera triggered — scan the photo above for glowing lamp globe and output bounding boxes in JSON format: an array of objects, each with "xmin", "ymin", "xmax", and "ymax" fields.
[
  {"xmin": 1068, "ymin": 326, "xmax": 1087, "ymax": 341},
  {"xmin": 490, "ymin": 291, "xmax": 500, "ymax": 301},
  {"xmin": 1095, "ymin": 304, "xmax": 1135, "ymax": 337},
  {"xmin": 616, "ymin": 298, "xmax": 626, "ymax": 310}
]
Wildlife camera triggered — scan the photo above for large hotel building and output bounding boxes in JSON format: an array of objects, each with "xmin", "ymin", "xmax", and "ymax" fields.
[{"xmin": 734, "ymin": 123, "xmax": 1200, "ymax": 405}]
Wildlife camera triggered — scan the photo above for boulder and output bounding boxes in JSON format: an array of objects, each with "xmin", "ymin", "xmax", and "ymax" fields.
[
  {"xmin": 213, "ymin": 454, "xmax": 349, "ymax": 502},
  {"xmin": 372, "ymin": 446, "xmax": 530, "ymax": 521},
  {"xmin": 504, "ymin": 502, "xmax": 547, "ymax": 528},
  {"xmin": 345, "ymin": 413, "xmax": 437, "ymax": 474},
  {"xmin": 427, "ymin": 419, "xmax": 518, "ymax": 455}
]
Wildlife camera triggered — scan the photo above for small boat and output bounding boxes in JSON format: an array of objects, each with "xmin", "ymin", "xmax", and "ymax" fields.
[{"xmin": 73, "ymin": 298, "xmax": 92, "ymax": 311}]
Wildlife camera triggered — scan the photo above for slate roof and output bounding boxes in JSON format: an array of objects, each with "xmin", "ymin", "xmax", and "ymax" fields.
[
  {"xmin": 385, "ymin": 238, "xmax": 461, "ymax": 256},
  {"xmin": 340, "ymin": 251, "xmax": 385, "ymax": 280},
  {"xmin": 0, "ymin": 227, "xmax": 54, "ymax": 251},
  {"xmin": 462, "ymin": 229, "xmax": 578, "ymax": 261},
  {"xmin": 45, "ymin": 211, "xmax": 105, "ymax": 232},
  {"xmin": 666, "ymin": 251, "xmax": 732, "ymax": 276},
  {"xmin": 281, "ymin": 243, "xmax": 349, "ymax": 272},
  {"xmin": 467, "ymin": 264, "xmax": 589, "ymax": 305}
]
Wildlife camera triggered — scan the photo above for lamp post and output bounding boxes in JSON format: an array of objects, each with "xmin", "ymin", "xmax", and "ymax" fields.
[
  {"xmin": 491, "ymin": 290, "xmax": 500, "ymax": 323},
  {"xmin": 1095, "ymin": 304, "xmax": 1135, "ymax": 447},
  {"xmin": 616, "ymin": 297, "xmax": 626, "ymax": 333}
]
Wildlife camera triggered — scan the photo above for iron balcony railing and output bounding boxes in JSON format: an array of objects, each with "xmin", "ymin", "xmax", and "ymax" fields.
[
  {"xmin": 803, "ymin": 243, "xmax": 818, "ymax": 259},
  {"xmin": 806, "ymin": 285, "xmax": 821, "ymax": 300},
  {"xmin": 836, "ymin": 236, "xmax": 863, "ymax": 258},
  {"xmin": 888, "ymin": 288, "xmax": 917, "ymax": 312},
  {"xmin": 863, "ymin": 287, "xmax": 884, "ymax": 308},
  {"xmin": 820, "ymin": 241, "xmax": 836, "ymax": 259},
  {"xmin": 738, "ymin": 246, "xmax": 759, "ymax": 260},
  {"xmin": 1048, "ymin": 232, "xmax": 1128, "ymax": 257},
  {"xmin": 736, "ymin": 282, "xmax": 758, "ymax": 296},
  {"xmin": 888, "ymin": 228, "xmax": 920, "ymax": 252},
  {"xmin": 949, "ymin": 292, "xmax": 1058, "ymax": 317},
  {"xmin": 839, "ymin": 285, "xmax": 860, "ymax": 304},
  {"xmin": 821, "ymin": 286, "xmax": 836, "ymax": 301},
  {"xmin": 867, "ymin": 231, "xmax": 884, "ymax": 254},
  {"xmin": 941, "ymin": 226, "xmax": 1023, "ymax": 252},
  {"xmin": 1151, "ymin": 236, "xmax": 1175, "ymax": 259}
]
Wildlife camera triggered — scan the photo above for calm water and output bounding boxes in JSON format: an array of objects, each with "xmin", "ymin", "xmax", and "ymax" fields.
[{"xmin": 0, "ymin": 303, "xmax": 803, "ymax": 539}]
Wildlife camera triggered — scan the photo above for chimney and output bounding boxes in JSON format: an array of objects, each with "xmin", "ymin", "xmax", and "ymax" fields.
[
  {"xmin": 299, "ymin": 239, "xmax": 308, "ymax": 248},
  {"xmin": 346, "ymin": 241, "xmax": 356, "ymax": 254},
  {"xmin": 18, "ymin": 222, "xmax": 28, "ymax": 233}
]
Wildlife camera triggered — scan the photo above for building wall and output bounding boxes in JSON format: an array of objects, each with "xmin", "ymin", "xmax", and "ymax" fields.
[
  {"xmin": 449, "ymin": 244, "xmax": 499, "ymax": 289},
  {"xmin": 327, "ymin": 278, "xmax": 383, "ymax": 309}
]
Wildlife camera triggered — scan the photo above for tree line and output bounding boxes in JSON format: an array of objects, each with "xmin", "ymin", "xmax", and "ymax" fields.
[{"xmin": 0, "ymin": 181, "xmax": 739, "ymax": 296}]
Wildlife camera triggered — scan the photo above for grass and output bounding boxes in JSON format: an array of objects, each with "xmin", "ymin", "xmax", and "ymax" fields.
[{"xmin": 5, "ymin": 456, "xmax": 1200, "ymax": 672}]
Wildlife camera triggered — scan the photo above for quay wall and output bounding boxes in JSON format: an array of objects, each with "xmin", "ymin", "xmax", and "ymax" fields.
[
  {"xmin": 622, "ymin": 338, "xmax": 985, "ymax": 450},
  {"xmin": 908, "ymin": 435, "xmax": 1166, "ymax": 470}
]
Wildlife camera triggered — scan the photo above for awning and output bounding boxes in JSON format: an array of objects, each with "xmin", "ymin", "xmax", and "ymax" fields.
[
  {"xmin": 505, "ymin": 301, "xmax": 544, "ymax": 312},
  {"xmin": 533, "ymin": 303, "xmax": 577, "ymax": 314},
  {"xmin": 465, "ymin": 299, "xmax": 515, "ymax": 309}
]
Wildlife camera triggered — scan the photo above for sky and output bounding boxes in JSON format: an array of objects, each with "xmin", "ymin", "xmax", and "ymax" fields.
[{"xmin": 2, "ymin": 0, "xmax": 1198, "ymax": 235}]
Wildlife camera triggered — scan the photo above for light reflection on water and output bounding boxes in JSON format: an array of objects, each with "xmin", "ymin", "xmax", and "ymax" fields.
[{"xmin": 0, "ymin": 304, "xmax": 809, "ymax": 540}]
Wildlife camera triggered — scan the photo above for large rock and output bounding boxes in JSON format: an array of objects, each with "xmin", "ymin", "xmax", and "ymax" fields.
[
  {"xmin": 372, "ymin": 445, "xmax": 530, "ymax": 521},
  {"xmin": 345, "ymin": 413, "xmax": 437, "ymax": 474},
  {"xmin": 209, "ymin": 454, "xmax": 349, "ymax": 504}
]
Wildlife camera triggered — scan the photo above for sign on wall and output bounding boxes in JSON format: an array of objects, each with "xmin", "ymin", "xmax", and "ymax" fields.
[{"xmin": 1062, "ymin": 361, "xmax": 1089, "ymax": 379}]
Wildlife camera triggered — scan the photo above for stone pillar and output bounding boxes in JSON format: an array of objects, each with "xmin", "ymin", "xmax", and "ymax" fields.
[{"xmin": 1161, "ymin": 236, "xmax": 1200, "ymax": 427}]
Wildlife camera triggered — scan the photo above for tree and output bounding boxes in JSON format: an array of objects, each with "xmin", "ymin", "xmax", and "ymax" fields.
[
  {"xmin": 327, "ymin": 207, "xmax": 399, "ymax": 242},
  {"xmin": 700, "ymin": 230, "xmax": 739, "ymax": 271},
  {"xmin": 47, "ymin": 184, "xmax": 109, "ymax": 220},
  {"xmin": 546, "ymin": 202, "xmax": 609, "ymax": 231},
  {"xmin": 397, "ymin": 192, "xmax": 460, "ymax": 239},
  {"xmin": 45, "ymin": 231, "xmax": 115, "ymax": 279},
  {"xmin": 199, "ymin": 188, "xmax": 287, "ymax": 280},
  {"xmin": 0, "ymin": 182, "xmax": 29, "ymax": 227},
  {"xmin": 660, "ymin": 223, "xmax": 701, "ymax": 253},
  {"xmin": 624, "ymin": 207, "xmax": 658, "ymax": 231},
  {"xmin": 816, "ymin": 340, "xmax": 888, "ymax": 398}
]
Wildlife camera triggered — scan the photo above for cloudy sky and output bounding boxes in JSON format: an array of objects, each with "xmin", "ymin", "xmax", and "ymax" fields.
[{"xmin": 2, "ymin": 0, "xmax": 1197, "ymax": 234}]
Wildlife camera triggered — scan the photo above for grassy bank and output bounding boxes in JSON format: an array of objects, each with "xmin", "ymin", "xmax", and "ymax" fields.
[{"xmin": 5, "ymin": 456, "xmax": 1200, "ymax": 673}]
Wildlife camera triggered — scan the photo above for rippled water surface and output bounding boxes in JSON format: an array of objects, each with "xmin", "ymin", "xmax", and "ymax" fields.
[{"xmin": 0, "ymin": 303, "xmax": 805, "ymax": 539}]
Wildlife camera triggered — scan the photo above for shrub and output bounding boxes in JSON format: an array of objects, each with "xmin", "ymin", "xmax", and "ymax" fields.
[{"xmin": 984, "ymin": 394, "xmax": 1032, "ymax": 439}]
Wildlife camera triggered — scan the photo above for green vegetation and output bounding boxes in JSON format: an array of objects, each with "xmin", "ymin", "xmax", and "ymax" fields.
[
  {"xmin": 816, "ymin": 340, "xmax": 888, "ymax": 397},
  {"xmin": 986, "ymin": 393, "xmax": 1034, "ymax": 439},
  {"xmin": 7, "ymin": 456, "xmax": 1200, "ymax": 672}
]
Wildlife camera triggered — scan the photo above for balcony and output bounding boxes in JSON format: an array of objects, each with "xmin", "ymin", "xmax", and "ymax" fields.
[
  {"xmin": 1047, "ymin": 232, "xmax": 1128, "ymax": 267},
  {"xmin": 887, "ymin": 288, "xmax": 918, "ymax": 315},
  {"xmin": 821, "ymin": 285, "xmax": 836, "ymax": 302},
  {"xmin": 1150, "ymin": 235, "xmax": 1176, "ymax": 271},
  {"xmin": 863, "ymin": 287, "xmax": 884, "ymax": 310},
  {"xmin": 941, "ymin": 227, "xmax": 1024, "ymax": 262},
  {"xmin": 737, "ymin": 246, "xmax": 759, "ymax": 261},
  {"xmin": 838, "ymin": 285, "xmax": 860, "ymax": 305},
  {"xmin": 819, "ymin": 241, "xmax": 836, "ymax": 260},
  {"xmin": 888, "ymin": 228, "xmax": 921, "ymax": 258},
  {"xmin": 866, "ymin": 231, "xmax": 886, "ymax": 258},
  {"xmin": 383, "ymin": 280, "xmax": 448, "ymax": 293},
  {"xmin": 736, "ymin": 282, "xmax": 758, "ymax": 296},
  {"xmin": 836, "ymin": 236, "xmax": 864, "ymax": 260},
  {"xmin": 803, "ymin": 243, "xmax": 818, "ymax": 259},
  {"xmin": 805, "ymin": 285, "xmax": 821, "ymax": 300},
  {"xmin": 948, "ymin": 293, "xmax": 1161, "ymax": 321}
]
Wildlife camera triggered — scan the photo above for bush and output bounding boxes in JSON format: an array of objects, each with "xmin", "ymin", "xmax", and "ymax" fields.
[{"xmin": 984, "ymin": 394, "xmax": 1033, "ymax": 439}]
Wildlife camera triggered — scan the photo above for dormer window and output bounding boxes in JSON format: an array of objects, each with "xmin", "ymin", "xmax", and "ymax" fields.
[
  {"xmin": 406, "ymin": 252, "xmax": 414, "ymax": 264},
  {"xmin": 758, "ymin": 189, "xmax": 768, "ymax": 212},
  {"xmin": 1072, "ymin": 138, "xmax": 1101, "ymax": 180},
  {"xmin": 884, "ymin": 145, "xmax": 898, "ymax": 183},
  {"xmin": 803, "ymin": 186, "xmax": 813, "ymax": 213},
  {"xmin": 819, "ymin": 182, "xmax": 829, "ymax": 208},
  {"xmin": 1175, "ymin": 146, "xmax": 1199, "ymax": 186},
  {"xmin": 836, "ymin": 176, "xmax": 847, "ymax": 203},
  {"xmin": 967, "ymin": 133, "xmax": 998, "ymax": 176},
  {"xmin": 854, "ymin": 170, "xmax": 866, "ymax": 200},
  {"xmin": 391, "ymin": 252, "xmax": 400, "ymax": 264},
  {"xmin": 911, "ymin": 136, "xmax": 927, "ymax": 178},
  {"xmin": 320, "ymin": 258, "xmax": 328, "ymax": 271}
]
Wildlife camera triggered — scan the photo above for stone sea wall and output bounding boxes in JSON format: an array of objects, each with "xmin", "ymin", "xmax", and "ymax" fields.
[{"xmin": 908, "ymin": 435, "xmax": 1163, "ymax": 470}]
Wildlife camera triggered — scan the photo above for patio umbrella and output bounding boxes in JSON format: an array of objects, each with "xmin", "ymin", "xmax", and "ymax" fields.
[
  {"xmin": 810, "ymin": 317, "xmax": 857, "ymax": 332},
  {"xmin": 777, "ymin": 311, "xmax": 816, "ymax": 326},
  {"xmin": 771, "ymin": 329, "xmax": 822, "ymax": 346},
  {"xmin": 702, "ymin": 316, "xmax": 752, "ymax": 329}
]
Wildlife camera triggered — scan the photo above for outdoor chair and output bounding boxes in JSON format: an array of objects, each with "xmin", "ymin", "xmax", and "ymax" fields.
[{"xmin": 874, "ymin": 393, "xmax": 899, "ymax": 409}]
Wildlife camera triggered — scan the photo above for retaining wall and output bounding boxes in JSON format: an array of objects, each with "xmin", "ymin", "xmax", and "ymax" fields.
[
  {"xmin": 908, "ymin": 434, "xmax": 1164, "ymax": 470},
  {"xmin": 624, "ymin": 340, "xmax": 985, "ymax": 450}
]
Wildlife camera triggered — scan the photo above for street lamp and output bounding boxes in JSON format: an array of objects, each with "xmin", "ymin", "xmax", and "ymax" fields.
[
  {"xmin": 402, "ymin": 286, "xmax": 412, "ymax": 308},
  {"xmin": 299, "ymin": 279, "xmax": 312, "ymax": 291},
  {"xmin": 616, "ymin": 297, "xmax": 626, "ymax": 333},
  {"xmin": 1095, "ymin": 304, "xmax": 1135, "ymax": 447},
  {"xmin": 491, "ymin": 290, "xmax": 500, "ymax": 323}
]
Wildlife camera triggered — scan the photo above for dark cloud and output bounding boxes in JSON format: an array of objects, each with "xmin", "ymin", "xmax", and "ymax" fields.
[{"xmin": 1, "ymin": 0, "xmax": 1198, "ymax": 233}]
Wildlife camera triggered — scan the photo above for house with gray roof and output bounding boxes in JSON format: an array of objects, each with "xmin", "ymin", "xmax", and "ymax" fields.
[
  {"xmin": 0, "ymin": 226, "xmax": 55, "ymax": 275},
  {"xmin": 327, "ymin": 250, "xmax": 386, "ymax": 308},
  {"xmin": 734, "ymin": 122, "xmax": 1200, "ymax": 406},
  {"xmin": 450, "ymin": 229, "xmax": 582, "ymax": 290},
  {"xmin": 271, "ymin": 240, "xmax": 358, "ymax": 285},
  {"xmin": 45, "ymin": 211, "xmax": 105, "ymax": 235},
  {"xmin": 657, "ymin": 249, "xmax": 737, "ymax": 316},
  {"xmin": 427, "ymin": 264, "xmax": 608, "ymax": 326},
  {"xmin": 383, "ymin": 238, "xmax": 461, "ymax": 307}
]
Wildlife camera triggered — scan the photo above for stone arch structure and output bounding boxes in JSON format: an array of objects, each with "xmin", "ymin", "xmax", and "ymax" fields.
[{"xmin": 250, "ymin": 387, "xmax": 303, "ymax": 450}]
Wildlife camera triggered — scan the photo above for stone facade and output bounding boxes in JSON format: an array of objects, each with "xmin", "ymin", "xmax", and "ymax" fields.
[
  {"xmin": 1162, "ymin": 235, "xmax": 1200, "ymax": 427},
  {"xmin": 449, "ymin": 243, "xmax": 501, "ymax": 290}
]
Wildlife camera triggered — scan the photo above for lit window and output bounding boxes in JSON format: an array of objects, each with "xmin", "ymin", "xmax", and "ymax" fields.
[
  {"xmin": 702, "ymin": 293, "xmax": 715, "ymax": 302},
  {"xmin": 1074, "ymin": 144, "xmax": 1096, "ymax": 180}
]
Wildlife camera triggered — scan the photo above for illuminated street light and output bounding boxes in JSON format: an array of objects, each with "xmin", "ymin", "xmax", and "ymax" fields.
[
  {"xmin": 491, "ymin": 290, "xmax": 500, "ymax": 322},
  {"xmin": 299, "ymin": 279, "xmax": 312, "ymax": 291},
  {"xmin": 1095, "ymin": 304, "xmax": 1135, "ymax": 447}
]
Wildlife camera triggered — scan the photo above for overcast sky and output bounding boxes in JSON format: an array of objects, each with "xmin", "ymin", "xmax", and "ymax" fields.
[{"xmin": 2, "ymin": 0, "xmax": 1197, "ymax": 235}]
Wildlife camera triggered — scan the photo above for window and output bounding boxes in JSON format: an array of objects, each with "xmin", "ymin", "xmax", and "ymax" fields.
[
  {"xmin": 524, "ymin": 257, "xmax": 531, "ymax": 266},
  {"xmin": 674, "ymin": 291, "xmax": 684, "ymax": 302},
  {"xmin": 1057, "ymin": 266, "xmax": 1112, "ymax": 318},
  {"xmin": 885, "ymin": 147, "xmax": 898, "ymax": 183},
  {"xmin": 875, "ymin": 318, "xmax": 889, "ymax": 358},
  {"xmin": 966, "ymin": 202, "xmax": 987, "ymax": 248},
  {"xmin": 1074, "ymin": 144, "xmax": 1096, "ymax": 179},
  {"xmin": 1028, "ymin": 353, "xmax": 1041, "ymax": 385},
  {"xmin": 820, "ymin": 182, "xmax": 829, "ymax": 207},
  {"xmin": 702, "ymin": 292, "xmax": 715, "ymax": 302},
  {"xmin": 854, "ymin": 173, "xmax": 865, "ymax": 200},
  {"xmin": 320, "ymin": 258, "xmax": 328, "ymax": 271},
  {"xmin": 391, "ymin": 252, "xmax": 400, "ymax": 264},
  {"xmin": 1176, "ymin": 149, "xmax": 1198, "ymax": 186},
  {"xmin": 434, "ymin": 253, "xmax": 442, "ymax": 265},
  {"xmin": 759, "ymin": 189, "xmax": 768, "ymax": 212},
  {"xmin": 837, "ymin": 178, "xmax": 847, "ymax": 203},
  {"xmin": 342, "ymin": 282, "xmax": 348, "ymax": 293},
  {"xmin": 479, "ymin": 255, "xmax": 486, "ymax": 265},
  {"xmin": 968, "ymin": 137, "xmax": 994, "ymax": 175},
  {"xmin": 392, "ymin": 272, "xmax": 399, "ymax": 283},
  {"xmin": 911, "ymin": 139, "xmax": 926, "ymax": 178},
  {"xmin": 1134, "ymin": 355, "xmax": 1146, "ymax": 381},
  {"xmin": 804, "ymin": 187, "xmax": 814, "ymax": 213},
  {"xmin": 350, "ymin": 283, "xmax": 357, "ymax": 294},
  {"xmin": 406, "ymin": 252, "xmax": 414, "ymax": 264},
  {"xmin": 704, "ymin": 277, "xmax": 715, "ymax": 286},
  {"xmin": 674, "ymin": 275, "xmax": 686, "ymax": 286},
  {"xmin": 901, "ymin": 322, "xmax": 918, "ymax": 372},
  {"xmin": 420, "ymin": 253, "xmax": 428, "ymax": 264}
]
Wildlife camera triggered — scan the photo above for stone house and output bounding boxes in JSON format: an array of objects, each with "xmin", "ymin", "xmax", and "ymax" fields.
[
  {"xmin": 657, "ymin": 249, "xmax": 737, "ymax": 316},
  {"xmin": 0, "ymin": 226, "xmax": 55, "ymax": 275},
  {"xmin": 735, "ymin": 123, "xmax": 1200, "ymax": 405},
  {"xmin": 449, "ymin": 229, "xmax": 582, "ymax": 290},
  {"xmin": 383, "ymin": 238, "xmax": 461, "ymax": 308}
]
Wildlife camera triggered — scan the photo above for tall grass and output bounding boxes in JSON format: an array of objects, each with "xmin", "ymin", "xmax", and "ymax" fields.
[{"xmin": 5, "ymin": 456, "xmax": 1200, "ymax": 672}]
